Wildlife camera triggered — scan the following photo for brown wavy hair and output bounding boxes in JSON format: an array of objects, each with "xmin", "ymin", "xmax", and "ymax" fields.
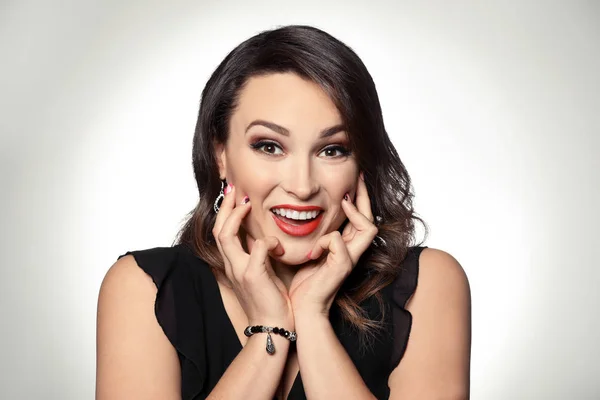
[{"xmin": 175, "ymin": 25, "xmax": 428, "ymax": 344}]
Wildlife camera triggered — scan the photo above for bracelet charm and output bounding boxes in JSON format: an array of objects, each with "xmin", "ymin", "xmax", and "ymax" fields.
[
  {"xmin": 244, "ymin": 325, "xmax": 297, "ymax": 355},
  {"xmin": 266, "ymin": 332, "xmax": 275, "ymax": 354}
]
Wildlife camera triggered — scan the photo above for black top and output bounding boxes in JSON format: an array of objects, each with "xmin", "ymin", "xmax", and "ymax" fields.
[{"xmin": 118, "ymin": 244, "xmax": 426, "ymax": 400}]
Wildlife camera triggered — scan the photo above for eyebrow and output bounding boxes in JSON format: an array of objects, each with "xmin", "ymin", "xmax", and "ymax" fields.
[{"xmin": 245, "ymin": 119, "xmax": 346, "ymax": 139}]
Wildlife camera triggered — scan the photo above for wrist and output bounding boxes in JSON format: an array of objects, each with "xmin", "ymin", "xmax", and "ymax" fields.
[
  {"xmin": 245, "ymin": 331, "xmax": 291, "ymax": 355},
  {"xmin": 247, "ymin": 318, "xmax": 295, "ymax": 332},
  {"xmin": 293, "ymin": 311, "xmax": 330, "ymax": 332},
  {"xmin": 244, "ymin": 324, "xmax": 297, "ymax": 355}
]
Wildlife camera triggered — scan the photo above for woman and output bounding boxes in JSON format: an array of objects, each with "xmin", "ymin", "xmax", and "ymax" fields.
[{"xmin": 96, "ymin": 25, "xmax": 471, "ymax": 399}]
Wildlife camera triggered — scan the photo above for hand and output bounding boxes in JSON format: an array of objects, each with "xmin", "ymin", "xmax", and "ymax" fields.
[
  {"xmin": 212, "ymin": 185, "xmax": 294, "ymax": 328},
  {"xmin": 288, "ymin": 172, "xmax": 378, "ymax": 318}
]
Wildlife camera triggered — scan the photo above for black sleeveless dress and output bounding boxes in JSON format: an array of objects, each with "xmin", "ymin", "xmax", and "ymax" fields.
[{"xmin": 118, "ymin": 244, "xmax": 426, "ymax": 400}]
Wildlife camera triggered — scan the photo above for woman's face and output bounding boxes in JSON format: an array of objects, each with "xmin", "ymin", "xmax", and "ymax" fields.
[{"xmin": 215, "ymin": 72, "xmax": 359, "ymax": 265}]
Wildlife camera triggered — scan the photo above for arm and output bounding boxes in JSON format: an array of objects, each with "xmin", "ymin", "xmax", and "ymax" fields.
[
  {"xmin": 389, "ymin": 248, "xmax": 472, "ymax": 400},
  {"xmin": 96, "ymin": 255, "xmax": 289, "ymax": 400},
  {"xmin": 96, "ymin": 255, "xmax": 180, "ymax": 399},
  {"xmin": 207, "ymin": 329, "xmax": 290, "ymax": 400},
  {"xmin": 294, "ymin": 313, "xmax": 376, "ymax": 400},
  {"xmin": 286, "ymin": 176, "xmax": 380, "ymax": 399}
]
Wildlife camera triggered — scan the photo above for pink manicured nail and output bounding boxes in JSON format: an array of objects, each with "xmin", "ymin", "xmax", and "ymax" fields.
[
  {"xmin": 224, "ymin": 184, "xmax": 233, "ymax": 195},
  {"xmin": 306, "ymin": 250, "xmax": 312, "ymax": 259},
  {"xmin": 241, "ymin": 196, "xmax": 250, "ymax": 205},
  {"xmin": 343, "ymin": 193, "xmax": 350, "ymax": 201}
]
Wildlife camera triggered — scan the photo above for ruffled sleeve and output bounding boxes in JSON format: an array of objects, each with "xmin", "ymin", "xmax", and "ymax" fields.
[
  {"xmin": 118, "ymin": 245, "xmax": 207, "ymax": 399},
  {"xmin": 389, "ymin": 246, "xmax": 427, "ymax": 371}
]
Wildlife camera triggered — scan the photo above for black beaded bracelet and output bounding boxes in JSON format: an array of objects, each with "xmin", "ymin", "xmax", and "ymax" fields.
[{"xmin": 244, "ymin": 325, "xmax": 297, "ymax": 355}]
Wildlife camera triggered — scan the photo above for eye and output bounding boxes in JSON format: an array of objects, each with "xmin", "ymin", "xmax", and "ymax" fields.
[
  {"xmin": 250, "ymin": 140, "xmax": 284, "ymax": 155},
  {"xmin": 318, "ymin": 145, "xmax": 352, "ymax": 158}
]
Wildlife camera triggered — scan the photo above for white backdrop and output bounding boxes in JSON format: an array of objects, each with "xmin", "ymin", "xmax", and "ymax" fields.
[{"xmin": 1, "ymin": 1, "xmax": 598, "ymax": 399}]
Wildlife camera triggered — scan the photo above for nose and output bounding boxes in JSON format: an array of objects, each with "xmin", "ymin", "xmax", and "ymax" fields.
[{"xmin": 280, "ymin": 157, "xmax": 319, "ymax": 200}]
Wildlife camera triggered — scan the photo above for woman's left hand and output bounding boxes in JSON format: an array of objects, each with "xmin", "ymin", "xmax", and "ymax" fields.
[{"xmin": 288, "ymin": 172, "xmax": 379, "ymax": 318}]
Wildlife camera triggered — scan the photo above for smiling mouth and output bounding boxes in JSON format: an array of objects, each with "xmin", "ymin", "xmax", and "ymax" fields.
[
  {"xmin": 270, "ymin": 208, "xmax": 324, "ymax": 236},
  {"xmin": 270, "ymin": 208, "xmax": 322, "ymax": 224}
]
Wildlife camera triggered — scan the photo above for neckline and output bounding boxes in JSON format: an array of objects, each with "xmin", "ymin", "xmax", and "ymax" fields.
[{"xmin": 208, "ymin": 266, "xmax": 302, "ymax": 399}]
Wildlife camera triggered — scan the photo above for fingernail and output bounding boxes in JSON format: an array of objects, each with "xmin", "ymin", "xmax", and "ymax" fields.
[
  {"xmin": 360, "ymin": 172, "xmax": 364, "ymax": 181},
  {"xmin": 241, "ymin": 196, "xmax": 250, "ymax": 205},
  {"xmin": 224, "ymin": 184, "xmax": 233, "ymax": 195},
  {"xmin": 306, "ymin": 250, "xmax": 312, "ymax": 259},
  {"xmin": 343, "ymin": 193, "xmax": 349, "ymax": 201}
]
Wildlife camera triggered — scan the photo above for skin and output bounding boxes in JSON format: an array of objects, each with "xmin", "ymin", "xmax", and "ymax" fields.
[
  {"xmin": 213, "ymin": 72, "xmax": 381, "ymax": 398},
  {"xmin": 214, "ymin": 72, "xmax": 359, "ymax": 289},
  {"xmin": 96, "ymin": 72, "xmax": 471, "ymax": 400}
]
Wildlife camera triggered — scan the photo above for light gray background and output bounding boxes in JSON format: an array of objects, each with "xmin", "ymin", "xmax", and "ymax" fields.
[{"xmin": 1, "ymin": 1, "xmax": 598, "ymax": 399}]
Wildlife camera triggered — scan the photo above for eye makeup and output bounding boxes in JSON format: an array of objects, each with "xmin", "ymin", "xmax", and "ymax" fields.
[{"xmin": 249, "ymin": 139, "xmax": 351, "ymax": 158}]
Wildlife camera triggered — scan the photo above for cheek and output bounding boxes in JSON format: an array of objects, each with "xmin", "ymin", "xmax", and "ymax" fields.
[
  {"xmin": 322, "ymin": 172, "xmax": 356, "ymax": 200},
  {"xmin": 229, "ymin": 158, "xmax": 274, "ymax": 198},
  {"xmin": 236, "ymin": 177, "xmax": 274, "ymax": 238},
  {"xmin": 322, "ymin": 175, "xmax": 356, "ymax": 227},
  {"xmin": 241, "ymin": 215, "xmax": 264, "ymax": 241},
  {"xmin": 232, "ymin": 150, "xmax": 277, "ymax": 184}
]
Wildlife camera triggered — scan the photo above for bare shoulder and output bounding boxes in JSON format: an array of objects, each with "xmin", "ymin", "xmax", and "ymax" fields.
[
  {"xmin": 96, "ymin": 255, "xmax": 180, "ymax": 400},
  {"xmin": 389, "ymin": 247, "xmax": 471, "ymax": 400},
  {"xmin": 411, "ymin": 247, "xmax": 471, "ymax": 306},
  {"xmin": 99, "ymin": 254, "xmax": 156, "ymax": 297}
]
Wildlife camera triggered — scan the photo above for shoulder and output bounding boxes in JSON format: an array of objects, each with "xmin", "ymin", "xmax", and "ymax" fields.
[
  {"xmin": 388, "ymin": 247, "xmax": 471, "ymax": 399},
  {"xmin": 96, "ymin": 249, "xmax": 181, "ymax": 399},
  {"xmin": 113, "ymin": 244, "xmax": 206, "ymax": 291},
  {"xmin": 97, "ymin": 254, "xmax": 159, "ymax": 319},
  {"xmin": 406, "ymin": 247, "xmax": 471, "ymax": 330},
  {"xmin": 411, "ymin": 247, "xmax": 470, "ymax": 305}
]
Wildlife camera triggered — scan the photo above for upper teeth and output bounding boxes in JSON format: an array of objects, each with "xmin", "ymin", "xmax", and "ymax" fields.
[{"xmin": 272, "ymin": 208, "xmax": 320, "ymax": 220}]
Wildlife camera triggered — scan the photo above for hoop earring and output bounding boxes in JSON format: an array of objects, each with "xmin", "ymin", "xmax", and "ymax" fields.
[
  {"xmin": 372, "ymin": 216, "xmax": 385, "ymax": 247},
  {"xmin": 213, "ymin": 180, "xmax": 226, "ymax": 213}
]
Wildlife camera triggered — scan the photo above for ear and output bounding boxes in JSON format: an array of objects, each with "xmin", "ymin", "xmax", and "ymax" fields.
[{"xmin": 214, "ymin": 141, "xmax": 227, "ymax": 180}]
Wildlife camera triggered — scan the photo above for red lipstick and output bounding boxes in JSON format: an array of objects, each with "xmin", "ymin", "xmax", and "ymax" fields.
[
  {"xmin": 271, "ymin": 204, "xmax": 322, "ymax": 211},
  {"xmin": 270, "ymin": 204, "xmax": 324, "ymax": 237}
]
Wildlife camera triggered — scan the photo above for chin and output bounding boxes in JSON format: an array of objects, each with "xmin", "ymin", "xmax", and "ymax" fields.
[
  {"xmin": 276, "ymin": 232, "xmax": 322, "ymax": 265},
  {"xmin": 274, "ymin": 250, "xmax": 310, "ymax": 266}
]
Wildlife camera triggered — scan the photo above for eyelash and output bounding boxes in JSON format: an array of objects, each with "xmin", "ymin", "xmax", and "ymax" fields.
[{"xmin": 250, "ymin": 140, "xmax": 352, "ymax": 158}]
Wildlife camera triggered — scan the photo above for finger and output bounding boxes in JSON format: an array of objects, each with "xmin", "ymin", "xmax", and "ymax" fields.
[
  {"xmin": 247, "ymin": 235, "xmax": 284, "ymax": 260},
  {"xmin": 213, "ymin": 184, "xmax": 236, "ymax": 237},
  {"xmin": 218, "ymin": 196, "xmax": 253, "ymax": 276},
  {"xmin": 213, "ymin": 184, "xmax": 237, "ymax": 277},
  {"xmin": 308, "ymin": 232, "xmax": 354, "ymax": 283},
  {"xmin": 341, "ymin": 196, "xmax": 379, "ymax": 263},
  {"xmin": 341, "ymin": 195, "xmax": 377, "ymax": 234},
  {"xmin": 247, "ymin": 236, "xmax": 284, "ymax": 277},
  {"xmin": 308, "ymin": 231, "xmax": 351, "ymax": 267},
  {"xmin": 245, "ymin": 234, "xmax": 276, "ymax": 281},
  {"xmin": 354, "ymin": 173, "xmax": 374, "ymax": 222},
  {"xmin": 246, "ymin": 236, "xmax": 288, "ymax": 295}
]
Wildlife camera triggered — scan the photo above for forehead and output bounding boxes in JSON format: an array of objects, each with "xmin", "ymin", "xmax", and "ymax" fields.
[{"xmin": 231, "ymin": 73, "xmax": 342, "ymax": 134}]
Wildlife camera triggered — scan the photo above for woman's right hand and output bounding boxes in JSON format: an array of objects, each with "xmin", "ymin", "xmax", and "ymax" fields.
[{"xmin": 212, "ymin": 184, "xmax": 294, "ymax": 330}]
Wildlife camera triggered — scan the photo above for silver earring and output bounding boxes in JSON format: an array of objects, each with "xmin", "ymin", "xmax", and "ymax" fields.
[
  {"xmin": 213, "ymin": 180, "xmax": 225, "ymax": 213},
  {"xmin": 372, "ymin": 235, "xmax": 387, "ymax": 247},
  {"xmin": 372, "ymin": 215, "xmax": 385, "ymax": 247}
]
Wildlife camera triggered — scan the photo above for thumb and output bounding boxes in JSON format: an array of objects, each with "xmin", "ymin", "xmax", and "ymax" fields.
[
  {"xmin": 261, "ymin": 236, "xmax": 285, "ymax": 277},
  {"xmin": 246, "ymin": 236, "xmax": 284, "ymax": 276},
  {"xmin": 256, "ymin": 237, "xmax": 288, "ymax": 296}
]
